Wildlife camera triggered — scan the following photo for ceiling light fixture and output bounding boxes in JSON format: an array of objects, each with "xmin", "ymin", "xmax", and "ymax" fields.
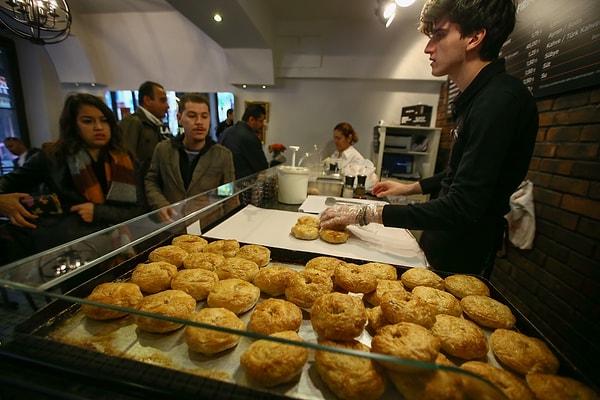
[
  {"xmin": 0, "ymin": 0, "xmax": 72, "ymax": 44},
  {"xmin": 395, "ymin": 0, "xmax": 416, "ymax": 7},
  {"xmin": 375, "ymin": 0, "xmax": 397, "ymax": 28},
  {"xmin": 213, "ymin": 13, "xmax": 222, "ymax": 23}
]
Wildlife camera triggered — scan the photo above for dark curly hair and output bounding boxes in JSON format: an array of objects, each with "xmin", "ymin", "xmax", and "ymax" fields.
[{"xmin": 419, "ymin": 0, "xmax": 517, "ymax": 61}]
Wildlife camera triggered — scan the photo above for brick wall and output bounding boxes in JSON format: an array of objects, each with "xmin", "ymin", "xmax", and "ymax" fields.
[{"xmin": 435, "ymin": 81, "xmax": 600, "ymax": 386}]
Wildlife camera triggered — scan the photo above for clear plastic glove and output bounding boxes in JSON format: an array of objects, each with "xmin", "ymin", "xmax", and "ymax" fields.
[{"xmin": 320, "ymin": 204, "xmax": 381, "ymax": 230}]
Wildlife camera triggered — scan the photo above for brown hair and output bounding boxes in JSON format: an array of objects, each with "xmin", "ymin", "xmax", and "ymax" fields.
[{"xmin": 334, "ymin": 122, "xmax": 358, "ymax": 145}]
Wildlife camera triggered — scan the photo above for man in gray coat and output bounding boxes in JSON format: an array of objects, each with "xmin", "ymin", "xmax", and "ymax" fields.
[{"xmin": 145, "ymin": 93, "xmax": 236, "ymax": 225}]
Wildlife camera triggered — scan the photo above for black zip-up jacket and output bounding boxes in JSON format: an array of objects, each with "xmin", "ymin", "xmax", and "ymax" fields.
[{"xmin": 382, "ymin": 59, "xmax": 538, "ymax": 274}]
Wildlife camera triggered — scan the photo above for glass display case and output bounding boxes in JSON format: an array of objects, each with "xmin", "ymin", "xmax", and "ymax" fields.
[{"xmin": 0, "ymin": 167, "xmax": 592, "ymax": 399}]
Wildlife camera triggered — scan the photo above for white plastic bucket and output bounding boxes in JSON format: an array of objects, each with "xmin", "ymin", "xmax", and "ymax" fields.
[{"xmin": 277, "ymin": 166, "xmax": 309, "ymax": 204}]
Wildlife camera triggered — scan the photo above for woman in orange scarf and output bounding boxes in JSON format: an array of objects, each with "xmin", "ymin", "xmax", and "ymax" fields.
[{"xmin": 0, "ymin": 93, "xmax": 144, "ymax": 264}]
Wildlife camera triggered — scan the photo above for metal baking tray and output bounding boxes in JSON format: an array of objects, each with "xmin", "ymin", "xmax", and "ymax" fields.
[{"xmin": 7, "ymin": 237, "xmax": 594, "ymax": 399}]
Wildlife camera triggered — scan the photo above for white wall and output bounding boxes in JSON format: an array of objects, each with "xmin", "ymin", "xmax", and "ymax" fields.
[{"xmin": 235, "ymin": 78, "xmax": 442, "ymax": 164}]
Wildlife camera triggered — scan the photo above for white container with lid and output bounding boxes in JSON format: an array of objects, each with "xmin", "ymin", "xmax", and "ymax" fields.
[{"xmin": 277, "ymin": 166, "xmax": 309, "ymax": 204}]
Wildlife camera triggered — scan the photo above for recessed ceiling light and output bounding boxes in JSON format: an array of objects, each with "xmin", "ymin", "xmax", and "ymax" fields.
[
  {"xmin": 213, "ymin": 13, "xmax": 222, "ymax": 22},
  {"xmin": 262, "ymin": 85, "xmax": 266, "ymax": 89},
  {"xmin": 242, "ymin": 84, "xmax": 247, "ymax": 89},
  {"xmin": 395, "ymin": 0, "xmax": 415, "ymax": 6}
]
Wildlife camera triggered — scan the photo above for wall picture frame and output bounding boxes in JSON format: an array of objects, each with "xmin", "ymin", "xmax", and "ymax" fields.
[{"xmin": 244, "ymin": 100, "xmax": 269, "ymax": 144}]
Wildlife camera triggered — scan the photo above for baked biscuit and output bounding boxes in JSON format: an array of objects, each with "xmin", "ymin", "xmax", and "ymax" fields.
[
  {"xmin": 444, "ymin": 274, "xmax": 490, "ymax": 299},
  {"xmin": 207, "ymin": 278, "xmax": 260, "ymax": 315},
  {"xmin": 320, "ymin": 228, "xmax": 350, "ymax": 244},
  {"xmin": 379, "ymin": 290, "xmax": 436, "ymax": 329},
  {"xmin": 412, "ymin": 285, "xmax": 462, "ymax": 317},
  {"xmin": 182, "ymin": 252, "xmax": 225, "ymax": 271},
  {"xmin": 130, "ymin": 261, "xmax": 178, "ymax": 294},
  {"xmin": 461, "ymin": 295, "xmax": 516, "ymax": 329},
  {"xmin": 334, "ymin": 262, "xmax": 378, "ymax": 293},
  {"xmin": 215, "ymin": 256, "xmax": 259, "ymax": 282},
  {"xmin": 252, "ymin": 265, "xmax": 295, "ymax": 297},
  {"xmin": 310, "ymin": 292, "xmax": 367, "ymax": 341},
  {"xmin": 249, "ymin": 298, "xmax": 303, "ymax": 335},
  {"xmin": 461, "ymin": 361, "xmax": 536, "ymax": 400},
  {"xmin": 285, "ymin": 269, "xmax": 333, "ymax": 308},
  {"xmin": 81, "ymin": 282, "xmax": 143, "ymax": 320},
  {"xmin": 371, "ymin": 322, "xmax": 441, "ymax": 372},
  {"xmin": 132, "ymin": 289, "xmax": 196, "ymax": 333},
  {"xmin": 525, "ymin": 373, "xmax": 599, "ymax": 400},
  {"xmin": 170, "ymin": 268, "xmax": 219, "ymax": 300},
  {"xmin": 490, "ymin": 329, "xmax": 560, "ymax": 375},
  {"xmin": 430, "ymin": 314, "xmax": 488, "ymax": 360},
  {"xmin": 237, "ymin": 244, "xmax": 271, "ymax": 267},
  {"xmin": 364, "ymin": 279, "xmax": 407, "ymax": 306},
  {"xmin": 291, "ymin": 224, "xmax": 319, "ymax": 240},
  {"xmin": 148, "ymin": 245, "xmax": 188, "ymax": 268},
  {"xmin": 171, "ymin": 234, "xmax": 208, "ymax": 253},
  {"xmin": 366, "ymin": 305, "xmax": 390, "ymax": 334},
  {"xmin": 315, "ymin": 339, "xmax": 386, "ymax": 400},
  {"xmin": 401, "ymin": 268, "xmax": 444, "ymax": 291},
  {"xmin": 184, "ymin": 307, "xmax": 246, "ymax": 356},
  {"xmin": 203, "ymin": 239, "xmax": 240, "ymax": 258},
  {"xmin": 297, "ymin": 215, "xmax": 320, "ymax": 228},
  {"xmin": 361, "ymin": 262, "xmax": 398, "ymax": 280},
  {"xmin": 240, "ymin": 330, "xmax": 308, "ymax": 387},
  {"xmin": 304, "ymin": 256, "xmax": 344, "ymax": 278}
]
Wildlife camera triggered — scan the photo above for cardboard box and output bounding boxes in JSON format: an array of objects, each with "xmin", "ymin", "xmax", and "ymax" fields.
[{"xmin": 401, "ymin": 104, "xmax": 432, "ymax": 126}]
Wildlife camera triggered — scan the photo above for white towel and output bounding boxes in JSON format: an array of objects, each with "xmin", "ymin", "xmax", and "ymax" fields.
[{"xmin": 504, "ymin": 180, "xmax": 536, "ymax": 249}]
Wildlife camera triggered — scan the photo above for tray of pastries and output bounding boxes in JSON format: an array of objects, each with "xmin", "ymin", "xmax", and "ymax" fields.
[{"xmin": 11, "ymin": 231, "xmax": 598, "ymax": 400}]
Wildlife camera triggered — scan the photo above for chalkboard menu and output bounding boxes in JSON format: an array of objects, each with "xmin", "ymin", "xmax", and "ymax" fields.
[{"xmin": 500, "ymin": 0, "xmax": 600, "ymax": 98}]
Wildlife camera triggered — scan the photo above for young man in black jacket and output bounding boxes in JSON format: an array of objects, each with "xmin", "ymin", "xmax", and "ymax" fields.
[{"xmin": 320, "ymin": 0, "xmax": 538, "ymax": 277}]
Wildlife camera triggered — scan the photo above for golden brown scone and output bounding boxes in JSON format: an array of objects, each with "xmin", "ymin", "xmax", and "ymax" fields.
[
  {"xmin": 304, "ymin": 256, "xmax": 344, "ymax": 278},
  {"xmin": 171, "ymin": 234, "xmax": 208, "ymax": 253},
  {"xmin": 252, "ymin": 265, "xmax": 296, "ymax": 297},
  {"xmin": 366, "ymin": 305, "xmax": 391, "ymax": 334},
  {"xmin": 130, "ymin": 261, "xmax": 178, "ymax": 294},
  {"xmin": 240, "ymin": 330, "xmax": 308, "ymax": 387},
  {"xmin": 371, "ymin": 322, "xmax": 441, "ymax": 372},
  {"xmin": 147, "ymin": 245, "xmax": 188, "ymax": 267},
  {"xmin": 444, "ymin": 274, "xmax": 490, "ymax": 299},
  {"xmin": 285, "ymin": 269, "xmax": 333, "ymax": 308},
  {"xmin": 207, "ymin": 278, "xmax": 260, "ymax": 315},
  {"xmin": 320, "ymin": 228, "xmax": 350, "ymax": 244},
  {"xmin": 291, "ymin": 224, "xmax": 319, "ymax": 240},
  {"xmin": 170, "ymin": 268, "xmax": 219, "ymax": 300},
  {"xmin": 215, "ymin": 256, "xmax": 259, "ymax": 282},
  {"xmin": 388, "ymin": 361, "xmax": 466, "ymax": 400},
  {"xmin": 236, "ymin": 244, "xmax": 271, "ymax": 267},
  {"xmin": 412, "ymin": 286, "xmax": 462, "ymax": 317},
  {"xmin": 249, "ymin": 298, "xmax": 303, "ymax": 335},
  {"xmin": 203, "ymin": 239, "xmax": 240, "ymax": 258},
  {"xmin": 297, "ymin": 215, "xmax": 320, "ymax": 228},
  {"xmin": 461, "ymin": 295, "xmax": 516, "ymax": 329},
  {"xmin": 430, "ymin": 314, "xmax": 488, "ymax": 360},
  {"xmin": 334, "ymin": 262, "xmax": 378, "ymax": 293},
  {"xmin": 525, "ymin": 373, "xmax": 599, "ymax": 400},
  {"xmin": 132, "ymin": 289, "xmax": 196, "ymax": 333},
  {"xmin": 401, "ymin": 268, "xmax": 444, "ymax": 291},
  {"xmin": 490, "ymin": 329, "xmax": 560, "ymax": 375},
  {"xmin": 379, "ymin": 290, "xmax": 436, "ymax": 329},
  {"xmin": 310, "ymin": 292, "xmax": 367, "ymax": 341},
  {"xmin": 461, "ymin": 361, "xmax": 536, "ymax": 400},
  {"xmin": 182, "ymin": 252, "xmax": 225, "ymax": 271},
  {"xmin": 184, "ymin": 307, "xmax": 245, "ymax": 356},
  {"xmin": 81, "ymin": 282, "xmax": 143, "ymax": 320},
  {"xmin": 315, "ymin": 339, "xmax": 386, "ymax": 400},
  {"xmin": 361, "ymin": 262, "xmax": 398, "ymax": 280},
  {"xmin": 364, "ymin": 279, "xmax": 407, "ymax": 306}
]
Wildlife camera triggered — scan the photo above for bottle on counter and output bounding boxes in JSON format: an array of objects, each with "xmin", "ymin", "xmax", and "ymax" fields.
[
  {"xmin": 353, "ymin": 175, "xmax": 367, "ymax": 199},
  {"xmin": 343, "ymin": 175, "xmax": 355, "ymax": 198}
]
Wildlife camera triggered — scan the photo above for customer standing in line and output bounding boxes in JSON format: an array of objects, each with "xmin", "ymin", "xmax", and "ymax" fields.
[
  {"xmin": 329, "ymin": 122, "xmax": 365, "ymax": 171},
  {"xmin": 145, "ymin": 93, "xmax": 236, "ymax": 224},
  {"xmin": 216, "ymin": 108, "xmax": 234, "ymax": 139},
  {"xmin": 3, "ymin": 137, "xmax": 41, "ymax": 170},
  {"xmin": 320, "ymin": 0, "xmax": 538, "ymax": 277},
  {"xmin": 218, "ymin": 103, "xmax": 269, "ymax": 179},
  {"xmin": 119, "ymin": 81, "xmax": 170, "ymax": 175},
  {"xmin": 0, "ymin": 93, "xmax": 144, "ymax": 264}
]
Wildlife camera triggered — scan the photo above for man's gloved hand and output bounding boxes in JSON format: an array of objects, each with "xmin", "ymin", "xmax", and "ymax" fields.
[{"xmin": 319, "ymin": 204, "xmax": 381, "ymax": 230}]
